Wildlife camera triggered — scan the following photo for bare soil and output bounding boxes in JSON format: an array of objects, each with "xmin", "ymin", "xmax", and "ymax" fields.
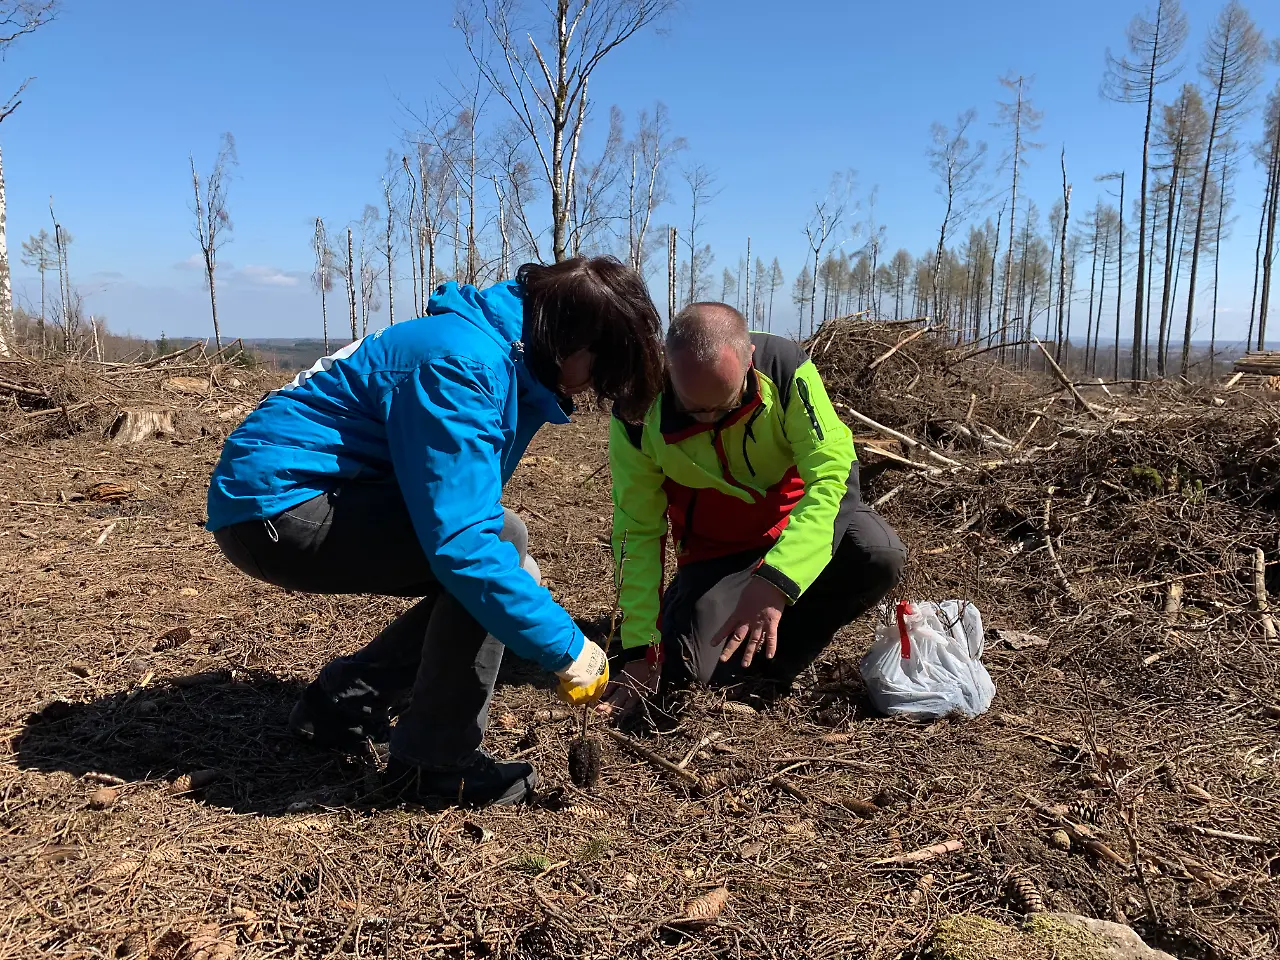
[{"xmin": 0, "ymin": 333, "xmax": 1277, "ymax": 959}]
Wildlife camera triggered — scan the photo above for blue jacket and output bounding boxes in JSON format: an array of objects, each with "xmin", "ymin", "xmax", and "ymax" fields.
[{"xmin": 206, "ymin": 280, "xmax": 586, "ymax": 671}]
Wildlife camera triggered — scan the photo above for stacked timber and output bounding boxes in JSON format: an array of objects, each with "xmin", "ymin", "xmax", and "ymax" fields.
[{"xmin": 1226, "ymin": 353, "xmax": 1280, "ymax": 391}]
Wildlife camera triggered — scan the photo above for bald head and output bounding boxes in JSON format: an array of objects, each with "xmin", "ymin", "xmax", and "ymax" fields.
[
  {"xmin": 665, "ymin": 302, "xmax": 754, "ymax": 423},
  {"xmin": 666, "ymin": 302, "xmax": 751, "ymax": 367}
]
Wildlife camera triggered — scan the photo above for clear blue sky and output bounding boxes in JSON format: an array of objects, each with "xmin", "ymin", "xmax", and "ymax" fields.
[{"xmin": 3, "ymin": 0, "xmax": 1279, "ymax": 343}]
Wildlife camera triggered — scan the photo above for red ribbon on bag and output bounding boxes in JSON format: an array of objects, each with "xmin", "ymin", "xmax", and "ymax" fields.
[{"xmin": 895, "ymin": 600, "xmax": 914, "ymax": 659}]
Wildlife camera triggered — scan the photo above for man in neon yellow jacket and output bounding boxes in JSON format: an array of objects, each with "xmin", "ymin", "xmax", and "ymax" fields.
[{"xmin": 600, "ymin": 302, "xmax": 907, "ymax": 715}]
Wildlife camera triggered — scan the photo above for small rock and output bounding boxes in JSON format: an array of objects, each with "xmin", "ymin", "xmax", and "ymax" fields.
[
  {"xmin": 179, "ymin": 587, "xmax": 199, "ymax": 598},
  {"xmin": 1049, "ymin": 829, "xmax": 1072, "ymax": 851},
  {"xmin": 67, "ymin": 662, "xmax": 92, "ymax": 678},
  {"xmin": 89, "ymin": 786, "xmax": 119, "ymax": 810}
]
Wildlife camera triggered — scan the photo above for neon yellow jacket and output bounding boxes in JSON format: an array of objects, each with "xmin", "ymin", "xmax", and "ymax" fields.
[{"xmin": 609, "ymin": 333, "xmax": 857, "ymax": 651}]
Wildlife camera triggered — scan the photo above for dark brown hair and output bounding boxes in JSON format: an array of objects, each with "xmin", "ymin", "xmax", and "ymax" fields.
[{"xmin": 517, "ymin": 256, "xmax": 664, "ymax": 422}]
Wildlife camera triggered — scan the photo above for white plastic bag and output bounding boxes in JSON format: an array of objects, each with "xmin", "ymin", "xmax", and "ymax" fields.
[{"xmin": 859, "ymin": 600, "xmax": 995, "ymax": 719}]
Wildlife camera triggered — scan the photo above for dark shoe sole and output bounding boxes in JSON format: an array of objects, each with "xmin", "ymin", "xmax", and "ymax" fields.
[
  {"xmin": 383, "ymin": 765, "xmax": 538, "ymax": 809},
  {"xmin": 288, "ymin": 698, "xmax": 381, "ymax": 753}
]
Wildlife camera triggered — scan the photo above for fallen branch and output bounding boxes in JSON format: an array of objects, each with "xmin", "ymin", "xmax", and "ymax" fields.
[
  {"xmin": 833, "ymin": 402, "xmax": 964, "ymax": 470},
  {"xmin": 866, "ymin": 326, "xmax": 934, "ymax": 373},
  {"xmin": 1177, "ymin": 824, "xmax": 1269, "ymax": 845},
  {"xmin": 1032, "ymin": 337, "xmax": 1104, "ymax": 421},
  {"xmin": 1042, "ymin": 493, "xmax": 1077, "ymax": 601},
  {"xmin": 603, "ymin": 727, "xmax": 700, "ymax": 786},
  {"xmin": 859, "ymin": 442, "xmax": 941, "ymax": 474},
  {"xmin": 871, "ymin": 838, "xmax": 963, "ymax": 866},
  {"xmin": 872, "ymin": 484, "xmax": 905, "ymax": 509},
  {"xmin": 1253, "ymin": 547, "xmax": 1276, "ymax": 642}
]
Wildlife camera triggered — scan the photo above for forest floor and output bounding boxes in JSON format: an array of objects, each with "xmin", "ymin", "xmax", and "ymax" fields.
[{"xmin": 0, "ymin": 328, "xmax": 1278, "ymax": 960}]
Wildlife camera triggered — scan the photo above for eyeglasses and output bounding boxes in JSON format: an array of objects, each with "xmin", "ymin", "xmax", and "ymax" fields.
[{"xmin": 675, "ymin": 371, "xmax": 751, "ymax": 422}]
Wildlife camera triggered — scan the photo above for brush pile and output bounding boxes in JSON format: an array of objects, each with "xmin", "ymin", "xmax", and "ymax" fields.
[
  {"xmin": 0, "ymin": 339, "xmax": 270, "ymax": 445},
  {"xmin": 1, "ymin": 325, "xmax": 1279, "ymax": 959}
]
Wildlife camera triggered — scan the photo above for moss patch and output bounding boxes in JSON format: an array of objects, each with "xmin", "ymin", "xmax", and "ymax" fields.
[{"xmin": 927, "ymin": 914, "xmax": 1110, "ymax": 960}]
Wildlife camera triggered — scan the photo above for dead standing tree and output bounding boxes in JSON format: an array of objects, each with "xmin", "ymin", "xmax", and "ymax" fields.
[
  {"xmin": 0, "ymin": 1, "xmax": 59, "ymax": 357},
  {"xmin": 1103, "ymin": 0, "xmax": 1187, "ymax": 384},
  {"xmin": 1179, "ymin": 1, "xmax": 1264, "ymax": 377},
  {"xmin": 190, "ymin": 133, "xmax": 237, "ymax": 353},
  {"xmin": 1254, "ymin": 67, "xmax": 1280, "ymax": 350},
  {"xmin": 994, "ymin": 74, "xmax": 1043, "ymax": 359},
  {"xmin": 682, "ymin": 163, "xmax": 719, "ymax": 304},
  {"xmin": 928, "ymin": 110, "xmax": 986, "ymax": 342},
  {"xmin": 456, "ymin": 0, "xmax": 675, "ymax": 263},
  {"xmin": 804, "ymin": 173, "xmax": 851, "ymax": 338}
]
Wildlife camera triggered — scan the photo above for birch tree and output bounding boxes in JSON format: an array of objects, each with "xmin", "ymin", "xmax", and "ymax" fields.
[
  {"xmin": 626, "ymin": 102, "xmax": 684, "ymax": 274},
  {"xmin": 567, "ymin": 104, "xmax": 624, "ymax": 257},
  {"xmin": 20, "ymin": 229, "xmax": 52, "ymax": 350},
  {"xmin": 682, "ymin": 163, "xmax": 719, "ymax": 302},
  {"xmin": 456, "ymin": 0, "xmax": 676, "ymax": 263},
  {"xmin": 768, "ymin": 257, "xmax": 783, "ymax": 332},
  {"xmin": 1104, "ymin": 0, "xmax": 1188, "ymax": 381},
  {"xmin": 0, "ymin": 1, "xmax": 58, "ymax": 357},
  {"xmin": 1180, "ymin": 0, "xmax": 1264, "ymax": 376},
  {"xmin": 311, "ymin": 217, "xmax": 336, "ymax": 353},
  {"xmin": 382, "ymin": 174, "xmax": 397, "ymax": 323},
  {"xmin": 928, "ymin": 110, "xmax": 986, "ymax": 339},
  {"xmin": 190, "ymin": 133, "xmax": 237, "ymax": 352}
]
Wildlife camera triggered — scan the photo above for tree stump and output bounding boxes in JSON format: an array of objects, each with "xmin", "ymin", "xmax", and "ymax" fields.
[{"xmin": 107, "ymin": 408, "xmax": 175, "ymax": 444}]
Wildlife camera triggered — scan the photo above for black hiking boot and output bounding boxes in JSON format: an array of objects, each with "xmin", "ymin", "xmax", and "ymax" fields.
[
  {"xmin": 383, "ymin": 752, "xmax": 537, "ymax": 808},
  {"xmin": 287, "ymin": 680, "xmax": 392, "ymax": 752}
]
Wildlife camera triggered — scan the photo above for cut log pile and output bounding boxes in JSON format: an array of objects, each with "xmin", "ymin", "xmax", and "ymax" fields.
[{"xmin": 1227, "ymin": 352, "xmax": 1280, "ymax": 391}]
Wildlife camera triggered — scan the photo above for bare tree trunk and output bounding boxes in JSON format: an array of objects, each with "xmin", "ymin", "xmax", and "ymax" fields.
[
  {"xmin": 347, "ymin": 228, "xmax": 357, "ymax": 342},
  {"xmin": 321, "ymin": 281, "xmax": 329, "ymax": 354},
  {"xmin": 0, "ymin": 144, "xmax": 12, "ymax": 356},
  {"xmin": 744, "ymin": 237, "xmax": 751, "ymax": 321},
  {"xmin": 1057, "ymin": 151, "xmax": 1071, "ymax": 360},
  {"xmin": 1158, "ymin": 160, "xmax": 1184, "ymax": 375},
  {"xmin": 1145, "ymin": 189, "xmax": 1159, "ymax": 378},
  {"xmin": 1210, "ymin": 160, "xmax": 1226, "ymax": 378},
  {"xmin": 206, "ymin": 257, "xmax": 222, "ymax": 353},
  {"xmin": 988, "ymin": 205, "xmax": 1003, "ymax": 349},
  {"xmin": 1259, "ymin": 133, "xmax": 1280, "ymax": 350},
  {"xmin": 455, "ymin": 185, "xmax": 465, "ymax": 280},
  {"xmin": 1247, "ymin": 166, "xmax": 1271, "ymax": 348},
  {"xmin": 1085, "ymin": 218, "xmax": 1099, "ymax": 375},
  {"xmin": 1094, "ymin": 225, "xmax": 1111, "ymax": 376},
  {"xmin": 385, "ymin": 208, "xmax": 395, "ymax": 325},
  {"xmin": 667, "ymin": 226, "xmax": 676, "ymax": 324},
  {"xmin": 1114, "ymin": 173, "xmax": 1125, "ymax": 382},
  {"xmin": 998, "ymin": 79, "xmax": 1025, "ymax": 360},
  {"xmin": 1182, "ymin": 86, "xmax": 1226, "ymax": 375},
  {"xmin": 1167, "ymin": 202, "xmax": 1188, "ymax": 365}
]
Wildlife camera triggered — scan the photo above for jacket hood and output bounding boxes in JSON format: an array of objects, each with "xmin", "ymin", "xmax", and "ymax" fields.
[{"xmin": 428, "ymin": 278, "xmax": 569, "ymax": 426}]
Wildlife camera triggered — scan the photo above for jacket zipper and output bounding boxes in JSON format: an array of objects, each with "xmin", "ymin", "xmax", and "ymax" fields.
[
  {"xmin": 679, "ymin": 491, "xmax": 698, "ymax": 551},
  {"xmin": 741, "ymin": 406, "xmax": 764, "ymax": 477},
  {"xmin": 795, "ymin": 378, "xmax": 824, "ymax": 441}
]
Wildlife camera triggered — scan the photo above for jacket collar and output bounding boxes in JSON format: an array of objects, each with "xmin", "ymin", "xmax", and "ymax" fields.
[{"xmin": 660, "ymin": 366, "xmax": 761, "ymax": 443}]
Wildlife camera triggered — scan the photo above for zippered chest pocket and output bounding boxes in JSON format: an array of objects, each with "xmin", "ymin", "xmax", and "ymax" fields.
[{"xmin": 795, "ymin": 378, "xmax": 824, "ymax": 441}]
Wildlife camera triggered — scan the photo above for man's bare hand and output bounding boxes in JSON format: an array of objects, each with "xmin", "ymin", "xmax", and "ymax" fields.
[
  {"xmin": 712, "ymin": 577, "xmax": 786, "ymax": 668},
  {"xmin": 595, "ymin": 658, "xmax": 660, "ymax": 721}
]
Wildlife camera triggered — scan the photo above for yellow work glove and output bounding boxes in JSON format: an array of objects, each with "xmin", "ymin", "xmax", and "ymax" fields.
[{"xmin": 556, "ymin": 639, "xmax": 610, "ymax": 706}]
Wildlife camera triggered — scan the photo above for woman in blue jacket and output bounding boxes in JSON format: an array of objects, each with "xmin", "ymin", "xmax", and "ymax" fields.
[{"xmin": 206, "ymin": 256, "xmax": 663, "ymax": 807}]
